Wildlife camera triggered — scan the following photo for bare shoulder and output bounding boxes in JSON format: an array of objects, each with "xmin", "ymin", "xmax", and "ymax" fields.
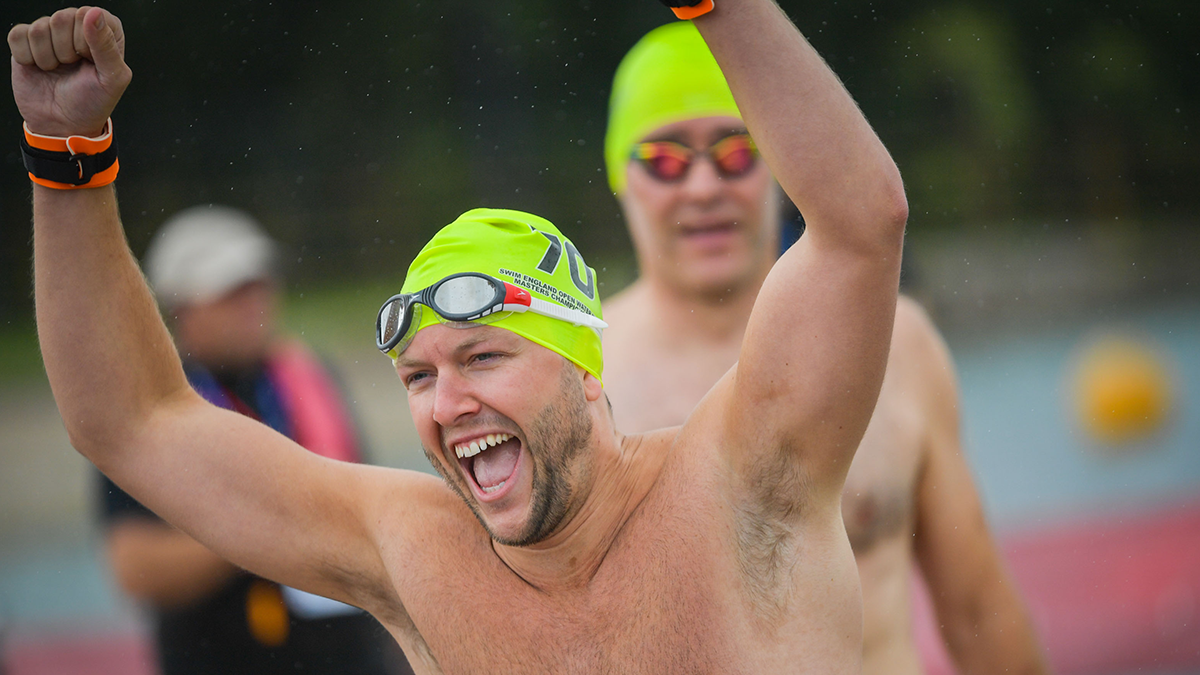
[
  {"xmin": 600, "ymin": 280, "xmax": 650, "ymax": 344},
  {"xmin": 356, "ymin": 466, "xmax": 489, "ymax": 616},
  {"xmin": 889, "ymin": 296, "xmax": 962, "ymax": 448},
  {"xmin": 367, "ymin": 467, "xmax": 481, "ymax": 540},
  {"xmin": 890, "ymin": 295, "xmax": 955, "ymax": 383}
]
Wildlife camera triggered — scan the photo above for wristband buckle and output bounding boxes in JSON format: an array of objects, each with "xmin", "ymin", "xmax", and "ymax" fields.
[{"xmin": 20, "ymin": 119, "xmax": 120, "ymax": 189}]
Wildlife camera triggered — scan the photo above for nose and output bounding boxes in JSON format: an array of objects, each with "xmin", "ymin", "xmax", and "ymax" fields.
[
  {"xmin": 680, "ymin": 152, "xmax": 724, "ymax": 203},
  {"xmin": 431, "ymin": 369, "xmax": 482, "ymax": 429}
]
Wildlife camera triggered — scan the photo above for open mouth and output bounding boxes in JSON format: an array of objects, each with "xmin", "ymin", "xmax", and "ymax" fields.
[
  {"xmin": 680, "ymin": 221, "xmax": 739, "ymax": 244},
  {"xmin": 454, "ymin": 433, "xmax": 523, "ymax": 500}
]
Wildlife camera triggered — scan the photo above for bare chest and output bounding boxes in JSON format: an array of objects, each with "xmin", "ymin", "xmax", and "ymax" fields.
[
  {"xmin": 393, "ymin": 516, "xmax": 746, "ymax": 673},
  {"xmin": 841, "ymin": 384, "xmax": 925, "ymax": 554},
  {"xmin": 387, "ymin": 460, "xmax": 858, "ymax": 674}
]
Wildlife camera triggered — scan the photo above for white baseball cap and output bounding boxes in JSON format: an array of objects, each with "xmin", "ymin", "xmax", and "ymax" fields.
[{"xmin": 144, "ymin": 205, "xmax": 278, "ymax": 309}]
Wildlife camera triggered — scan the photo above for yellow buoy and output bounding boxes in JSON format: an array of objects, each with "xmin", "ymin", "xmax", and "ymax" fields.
[{"xmin": 1071, "ymin": 334, "xmax": 1174, "ymax": 446}]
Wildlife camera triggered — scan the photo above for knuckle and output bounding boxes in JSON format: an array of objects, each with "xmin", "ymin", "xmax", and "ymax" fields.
[
  {"xmin": 6, "ymin": 26, "xmax": 25, "ymax": 47},
  {"xmin": 28, "ymin": 18, "xmax": 51, "ymax": 38},
  {"xmin": 50, "ymin": 10, "xmax": 74, "ymax": 29}
]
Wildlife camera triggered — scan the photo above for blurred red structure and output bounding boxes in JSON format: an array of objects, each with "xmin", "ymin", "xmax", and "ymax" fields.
[
  {"xmin": 917, "ymin": 499, "xmax": 1200, "ymax": 674},
  {"xmin": 4, "ymin": 630, "xmax": 154, "ymax": 675}
]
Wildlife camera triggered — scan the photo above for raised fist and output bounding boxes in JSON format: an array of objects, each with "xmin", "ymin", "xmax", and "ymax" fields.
[{"xmin": 8, "ymin": 6, "xmax": 131, "ymax": 137}]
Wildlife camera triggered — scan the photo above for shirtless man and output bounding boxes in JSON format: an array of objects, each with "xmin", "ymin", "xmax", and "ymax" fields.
[
  {"xmin": 600, "ymin": 23, "xmax": 1049, "ymax": 675},
  {"xmin": 12, "ymin": 3, "xmax": 905, "ymax": 673}
]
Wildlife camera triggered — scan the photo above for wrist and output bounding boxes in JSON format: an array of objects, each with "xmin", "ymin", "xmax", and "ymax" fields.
[
  {"xmin": 21, "ymin": 119, "xmax": 120, "ymax": 190},
  {"xmin": 23, "ymin": 123, "xmax": 109, "ymax": 138}
]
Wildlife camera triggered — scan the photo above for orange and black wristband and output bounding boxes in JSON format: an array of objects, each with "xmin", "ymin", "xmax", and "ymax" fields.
[
  {"xmin": 20, "ymin": 119, "xmax": 119, "ymax": 190},
  {"xmin": 663, "ymin": 0, "xmax": 714, "ymax": 20}
]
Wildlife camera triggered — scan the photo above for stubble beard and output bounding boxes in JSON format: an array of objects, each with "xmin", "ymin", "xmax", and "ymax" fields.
[{"xmin": 423, "ymin": 363, "xmax": 594, "ymax": 547}]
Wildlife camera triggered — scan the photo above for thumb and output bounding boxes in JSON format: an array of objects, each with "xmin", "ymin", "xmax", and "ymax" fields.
[{"xmin": 82, "ymin": 8, "xmax": 126, "ymax": 81}]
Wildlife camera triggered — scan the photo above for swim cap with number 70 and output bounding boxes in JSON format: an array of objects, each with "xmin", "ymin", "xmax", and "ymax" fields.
[{"xmin": 398, "ymin": 208, "xmax": 606, "ymax": 381}]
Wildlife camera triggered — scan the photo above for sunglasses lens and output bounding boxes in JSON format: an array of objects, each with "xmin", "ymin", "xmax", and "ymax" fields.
[
  {"xmin": 638, "ymin": 142, "xmax": 691, "ymax": 181},
  {"xmin": 432, "ymin": 275, "xmax": 499, "ymax": 316},
  {"xmin": 712, "ymin": 136, "xmax": 757, "ymax": 176}
]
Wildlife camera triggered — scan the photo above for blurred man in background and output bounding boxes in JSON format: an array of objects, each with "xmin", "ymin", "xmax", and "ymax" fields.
[
  {"xmin": 599, "ymin": 23, "xmax": 1049, "ymax": 675},
  {"xmin": 96, "ymin": 206, "xmax": 411, "ymax": 675}
]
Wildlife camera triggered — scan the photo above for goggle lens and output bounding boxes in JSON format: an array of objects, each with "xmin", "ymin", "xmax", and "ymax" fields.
[
  {"xmin": 710, "ymin": 135, "xmax": 757, "ymax": 176},
  {"xmin": 631, "ymin": 134, "xmax": 758, "ymax": 183},
  {"xmin": 637, "ymin": 143, "xmax": 692, "ymax": 182},
  {"xmin": 377, "ymin": 296, "xmax": 415, "ymax": 351},
  {"xmin": 432, "ymin": 275, "xmax": 498, "ymax": 314}
]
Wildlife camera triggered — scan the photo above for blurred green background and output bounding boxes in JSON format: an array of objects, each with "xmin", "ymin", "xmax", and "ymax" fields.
[{"xmin": 2, "ymin": 0, "xmax": 1198, "ymax": 341}]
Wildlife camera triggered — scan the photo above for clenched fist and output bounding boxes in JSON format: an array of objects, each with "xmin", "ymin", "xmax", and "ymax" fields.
[{"xmin": 9, "ymin": 6, "xmax": 131, "ymax": 138}]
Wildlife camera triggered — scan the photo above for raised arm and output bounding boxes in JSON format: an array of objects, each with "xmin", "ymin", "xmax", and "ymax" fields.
[
  {"xmin": 693, "ymin": 0, "xmax": 907, "ymax": 493},
  {"xmin": 11, "ymin": 7, "xmax": 399, "ymax": 613}
]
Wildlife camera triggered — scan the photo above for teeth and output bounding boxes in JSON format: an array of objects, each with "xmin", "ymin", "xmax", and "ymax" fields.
[
  {"xmin": 454, "ymin": 433, "xmax": 512, "ymax": 459},
  {"xmin": 482, "ymin": 480, "xmax": 506, "ymax": 494}
]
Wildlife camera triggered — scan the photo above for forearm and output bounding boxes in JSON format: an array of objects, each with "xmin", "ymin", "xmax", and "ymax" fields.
[
  {"xmin": 941, "ymin": 582, "xmax": 1050, "ymax": 675},
  {"xmin": 694, "ymin": 0, "xmax": 907, "ymax": 244},
  {"xmin": 107, "ymin": 519, "xmax": 242, "ymax": 609},
  {"xmin": 33, "ymin": 185, "xmax": 192, "ymax": 461}
]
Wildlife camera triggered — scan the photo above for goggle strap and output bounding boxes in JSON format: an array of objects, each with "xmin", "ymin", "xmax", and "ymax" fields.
[{"xmin": 528, "ymin": 297, "xmax": 608, "ymax": 329}]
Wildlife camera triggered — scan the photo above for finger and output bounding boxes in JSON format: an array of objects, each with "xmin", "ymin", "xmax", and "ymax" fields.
[
  {"xmin": 7, "ymin": 25, "xmax": 34, "ymax": 66},
  {"xmin": 73, "ymin": 7, "xmax": 92, "ymax": 60},
  {"xmin": 50, "ymin": 8, "xmax": 81, "ymax": 65},
  {"xmin": 27, "ymin": 17, "xmax": 61, "ymax": 71},
  {"xmin": 106, "ymin": 12, "xmax": 126, "ymax": 60},
  {"xmin": 81, "ymin": 8, "xmax": 128, "ymax": 81}
]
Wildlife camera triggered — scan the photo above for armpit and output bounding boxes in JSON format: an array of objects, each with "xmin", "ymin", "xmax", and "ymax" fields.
[{"xmin": 732, "ymin": 449, "xmax": 814, "ymax": 624}]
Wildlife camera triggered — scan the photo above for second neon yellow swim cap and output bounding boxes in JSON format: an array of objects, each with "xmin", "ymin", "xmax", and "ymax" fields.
[
  {"xmin": 401, "ymin": 208, "xmax": 605, "ymax": 381},
  {"xmin": 605, "ymin": 22, "xmax": 741, "ymax": 195}
]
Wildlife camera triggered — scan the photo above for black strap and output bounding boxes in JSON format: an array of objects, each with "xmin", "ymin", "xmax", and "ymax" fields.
[
  {"xmin": 659, "ymin": 0, "xmax": 704, "ymax": 7},
  {"xmin": 20, "ymin": 135, "xmax": 118, "ymax": 186}
]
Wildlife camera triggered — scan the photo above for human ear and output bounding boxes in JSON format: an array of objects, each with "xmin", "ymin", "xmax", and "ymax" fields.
[{"xmin": 582, "ymin": 370, "xmax": 604, "ymax": 403}]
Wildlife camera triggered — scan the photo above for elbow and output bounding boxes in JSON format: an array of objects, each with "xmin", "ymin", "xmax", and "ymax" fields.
[
  {"xmin": 857, "ymin": 176, "xmax": 908, "ymax": 264},
  {"xmin": 106, "ymin": 533, "xmax": 158, "ymax": 602},
  {"xmin": 884, "ymin": 182, "xmax": 909, "ymax": 236},
  {"xmin": 875, "ymin": 172, "xmax": 909, "ymax": 245},
  {"xmin": 64, "ymin": 385, "xmax": 196, "ymax": 472},
  {"xmin": 65, "ymin": 418, "xmax": 134, "ymax": 475}
]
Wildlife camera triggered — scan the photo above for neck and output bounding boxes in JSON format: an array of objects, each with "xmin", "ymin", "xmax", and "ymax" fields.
[
  {"xmin": 638, "ymin": 269, "xmax": 766, "ymax": 344},
  {"xmin": 492, "ymin": 431, "xmax": 663, "ymax": 590}
]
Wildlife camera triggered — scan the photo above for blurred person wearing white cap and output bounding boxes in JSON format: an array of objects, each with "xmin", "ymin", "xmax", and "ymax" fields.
[{"xmin": 96, "ymin": 205, "xmax": 412, "ymax": 675}]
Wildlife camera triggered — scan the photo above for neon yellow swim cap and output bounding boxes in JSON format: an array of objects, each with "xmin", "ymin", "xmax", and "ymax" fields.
[
  {"xmin": 605, "ymin": 22, "xmax": 741, "ymax": 195},
  {"xmin": 401, "ymin": 208, "xmax": 605, "ymax": 381}
]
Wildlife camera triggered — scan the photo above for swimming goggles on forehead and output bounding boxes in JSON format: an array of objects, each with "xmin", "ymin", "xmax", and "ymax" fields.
[
  {"xmin": 375, "ymin": 272, "xmax": 607, "ymax": 358},
  {"xmin": 630, "ymin": 133, "xmax": 759, "ymax": 183}
]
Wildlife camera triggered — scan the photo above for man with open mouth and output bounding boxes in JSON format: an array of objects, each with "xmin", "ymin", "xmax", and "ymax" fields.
[{"xmin": 12, "ymin": 0, "xmax": 906, "ymax": 672}]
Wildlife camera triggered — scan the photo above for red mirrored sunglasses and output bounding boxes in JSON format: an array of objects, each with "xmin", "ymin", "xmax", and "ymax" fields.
[{"xmin": 630, "ymin": 133, "xmax": 759, "ymax": 183}]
